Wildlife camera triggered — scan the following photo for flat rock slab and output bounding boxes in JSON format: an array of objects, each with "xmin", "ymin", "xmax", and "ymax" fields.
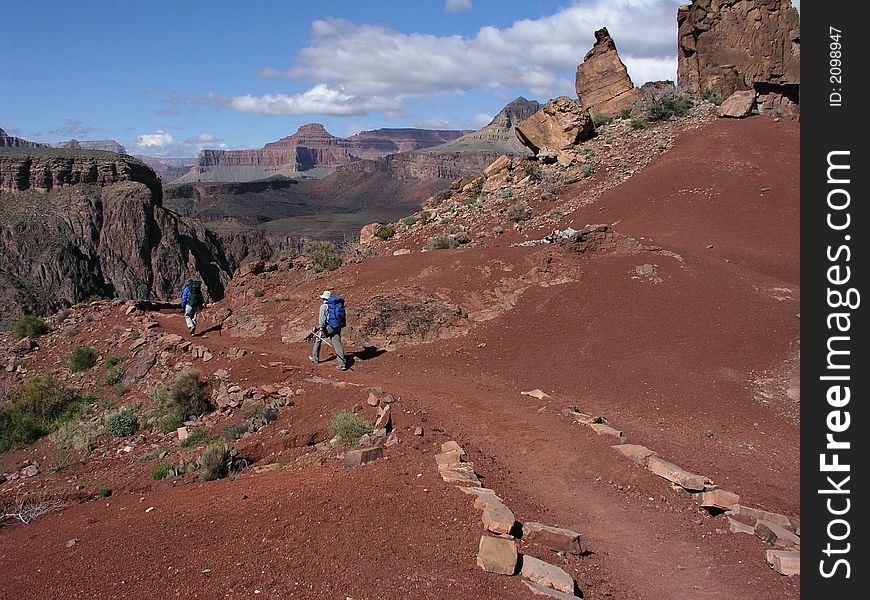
[
  {"xmin": 736, "ymin": 505, "xmax": 799, "ymax": 534},
  {"xmin": 612, "ymin": 444, "xmax": 656, "ymax": 466},
  {"xmin": 589, "ymin": 422, "xmax": 624, "ymax": 440},
  {"xmin": 434, "ymin": 450, "xmax": 463, "ymax": 468},
  {"xmin": 646, "ymin": 456, "xmax": 707, "ymax": 491},
  {"xmin": 439, "ymin": 463, "xmax": 480, "ymax": 485},
  {"xmin": 122, "ymin": 345, "xmax": 158, "ymax": 386},
  {"xmin": 766, "ymin": 550, "xmax": 800, "ymax": 576},
  {"xmin": 521, "ymin": 555, "xmax": 575, "ymax": 594},
  {"xmin": 343, "ymin": 446, "xmax": 383, "ymax": 468},
  {"xmin": 727, "ymin": 516, "xmax": 755, "ymax": 535},
  {"xmin": 523, "ymin": 580, "xmax": 580, "ymax": 599},
  {"xmin": 561, "ymin": 408, "xmax": 604, "ymax": 425},
  {"xmin": 477, "ymin": 535, "xmax": 517, "ymax": 575},
  {"xmin": 523, "ymin": 522, "xmax": 584, "ymax": 555},
  {"xmin": 456, "ymin": 486, "xmax": 501, "ymax": 502},
  {"xmin": 699, "ymin": 488, "xmax": 740, "ymax": 511},
  {"xmin": 756, "ymin": 520, "xmax": 800, "ymax": 550},
  {"xmin": 440, "ymin": 440, "xmax": 465, "ymax": 455},
  {"xmin": 481, "ymin": 499, "xmax": 516, "ymax": 535}
]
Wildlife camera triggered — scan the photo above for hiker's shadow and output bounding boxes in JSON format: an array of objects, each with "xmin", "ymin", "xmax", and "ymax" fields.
[{"xmin": 352, "ymin": 346, "xmax": 387, "ymax": 362}]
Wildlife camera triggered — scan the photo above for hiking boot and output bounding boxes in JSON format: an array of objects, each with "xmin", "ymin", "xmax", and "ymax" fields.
[
  {"xmin": 309, "ymin": 356, "xmax": 319, "ymax": 364},
  {"xmin": 337, "ymin": 365, "xmax": 347, "ymax": 371}
]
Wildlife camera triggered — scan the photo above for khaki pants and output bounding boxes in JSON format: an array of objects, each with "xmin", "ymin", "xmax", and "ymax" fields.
[{"xmin": 311, "ymin": 327, "xmax": 346, "ymax": 369}]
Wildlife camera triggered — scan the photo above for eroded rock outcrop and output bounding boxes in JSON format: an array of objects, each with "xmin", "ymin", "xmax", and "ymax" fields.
[
  {"xmin": 55, "ymin": 139, "xmax": 127, "ymax": 154},
  {"xmin": 514, "ymin": 97, "xmax": 595, "ymax": 155},
  {"xmin": 677, "ymin": 0, "xmax": 800, "ymax": 118},
  {"xmin": 575, "ymin": 28, "xmax": 642, "ymax": 118},
  {"xmin": 0, "ymin": 128, "xmax": 49, "ymax": 149},
  {"xmin": 0, "ymin": 149, "xmax": 269, "ymax": 327}
]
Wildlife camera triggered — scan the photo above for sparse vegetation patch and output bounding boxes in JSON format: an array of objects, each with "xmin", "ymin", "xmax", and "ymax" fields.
[
  {"xmin": 69, "ymin": 346, "xmax": 98, "ymax": 372},
  {"xmin": 12, "ymin": 315, "xmax": 51, "ymax": 339},
  {"xmin": 329, "ymin": 411, "xmax": 374, "ymax": 447}
]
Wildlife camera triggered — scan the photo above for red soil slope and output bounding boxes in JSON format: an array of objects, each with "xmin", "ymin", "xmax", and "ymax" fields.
[{"xmin": 0, "ymin": 116, "xmax": 799, "ymax": 600}]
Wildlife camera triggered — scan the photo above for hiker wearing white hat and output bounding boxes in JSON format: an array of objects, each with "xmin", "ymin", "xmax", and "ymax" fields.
[{"xmin": 310, "ymin": 290, "xmax": 348, "ymax": 370}]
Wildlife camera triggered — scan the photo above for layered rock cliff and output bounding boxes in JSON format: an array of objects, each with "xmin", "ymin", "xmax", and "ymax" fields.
[
  {"xmin": 175, "ymin": 124, "xmax": 469, "ymax": 184},
  {"xmin": 56, "ymin": 139, "xmax": 127, "ymax": 154},
  {"xmin": 0, "ymin": 128, "xmax": 49, "ymax": 149},
  {"xmin": 677, "ymin": 0, "xmax": 800, "ymax": 117},
  {"xmin": 0, "ymin": 149, "xmax": 270, "ymax": 327}
]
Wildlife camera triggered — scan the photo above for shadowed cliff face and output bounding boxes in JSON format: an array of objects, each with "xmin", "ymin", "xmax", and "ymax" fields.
[{"xmin": 0, "ymin": 149, "xmax": 271, "ymax": 327}]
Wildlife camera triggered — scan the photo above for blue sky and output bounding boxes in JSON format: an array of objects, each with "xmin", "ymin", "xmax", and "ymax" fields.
[{"xmin": 2, "ymin": 0, "xmax": 798, "ymax": 157}]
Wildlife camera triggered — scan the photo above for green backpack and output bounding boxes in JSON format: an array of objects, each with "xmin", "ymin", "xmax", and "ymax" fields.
[{"xmin": 186, "ymin": 280, "xmax": 203, "ymax": 308}]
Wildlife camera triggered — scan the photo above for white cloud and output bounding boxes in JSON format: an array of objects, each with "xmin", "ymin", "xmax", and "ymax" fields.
[
  {"xmin": 444, "ymin": 0, "xmax": 473, "ymax": 13},
  {"xmin": 226, "ymin": 84, "xmax": 401, "ymax": 116},
  {"xmin": 224, "ymin": 1, "xmax": 682, "ymax": 119},
  {"xmin": 136, "ymin": 131, "xmax": 173, "ymax": 147},
  {"xmin": 183, "ymin": 133, "xmax": 220, "ymax": 144}
]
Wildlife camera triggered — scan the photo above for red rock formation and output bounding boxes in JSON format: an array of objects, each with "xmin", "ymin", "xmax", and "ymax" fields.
[
  {"xmin": 677, "ymin": 0, "xmax": 800, "ymax": 118},
  {"xmin": 514, "ymin": 97, "xmax": 595, "ymax": 155},
  {"xmin": 575, "ymin": 28, "xmax": 642, "ymax": 117}
]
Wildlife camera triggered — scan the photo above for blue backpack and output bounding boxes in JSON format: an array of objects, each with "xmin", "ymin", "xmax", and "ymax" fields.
[{"xmin": 326, "ymin": 295, "xmax": 346, "ymax": 329}]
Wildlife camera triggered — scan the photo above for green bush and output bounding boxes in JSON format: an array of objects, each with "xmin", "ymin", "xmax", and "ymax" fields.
[
  {"xmin": 303, "ymin": 240, "xmax": 342, "ymax": 272},
  {"xmin": 107, "ymin": 407, "xmax": 138, "ymax": 437},
  {"xmin": 499, "ymin": 189, "xmax": 513, "ymax": 198},
  {"xmin": 506, "ymin": 201, "xmax": 532, "ymax": 223},
  {"xmin": 253, "ymin": 290, "xmax": 264, "ymax": 298},
  {"xmin": 151, "ymin": 463, "xmax": 173, "ymax": 480},
  {"xmin": 522, "ymin": 161, "xmax": 542, "ymax": 182},
  {"xmin": 104, "ymin": 366, "xmax": 124, "ymax": 386},
  {"xmin": 629, "ymin": 118, "xmax": 647, "ymax": 130},
  {"xmin": 180, "ymin": 428, "xmax": 212, "ymax": 448},
  {"xmin": 98, "ymin": 486, "xmax": 112, "ymax": 497},
  {"xmin": 419, "ymin": 210, "xmax": 431, "ymax": 221},
  {"xmin": 581, "ymin": 164, "xmax": 593, "ymax": 175},
  {"xmin": 198, "ymin": 443, "xmax": 230, "ymax": 481},
  {"xmin": 220, "ymin": 423, "xmax": 249, "ymax": 441},
  {"xmin": 70, "ymin": 346, "xmax": 98, "ymax": 372},
  {"xmin": 592, "ymin": 112, "xmax": 613, "ymax": 126},
  {"xmin": 702, "ymin": 88, "xmax": 723, "ymax": 105},
  {"xmin": 431, "ymin": 188, "xmax": 453, "ymax": 206},
  {"xmin": 425, "ymin": 233, "xmax": 460, "ymax": 251},
  {"xmin": 166, "ymin": 369, "xmax": 212, "ymax": 421},
  {"xmin": 50, "ymin": 419, "xmax": 102, "ymax": 453},
  {"xmin": 0, "ymin": 375, "xmax": 84, "ymax": 452},
  {"xmin": 12, "ymin": 315, "xmax": 51, "ymax": 339},
  {"xmin": 619, "ymin": 108, "xmax": 633, "ymax": 119},
  {"xmin": 329, "ymin": 411, "xmax": 374, "ymax": 447},
  {"xmin": 403, "ymin": 215, "xmax": 418, "ymax": 226},
  {"xmin": 463, "ymin": 198, "xmax": 477, "ymax": 206},
  {"xmin": 376, "ymin": 225, "xmax": 396, "ymax": 240},
  {"xmin": 645, "ymin": 95, "xmax": 694, "ymax": 122},
  {"xmin": 104, "ymin": 355, "xmax": 124, "ymax": 368}
]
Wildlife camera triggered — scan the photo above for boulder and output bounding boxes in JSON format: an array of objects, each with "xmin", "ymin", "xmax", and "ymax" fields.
[
  {"xmin": 481, "ymin": 498, "xmax": 516, "ymax": 535},
  {"xmin": 523, "ymin": 522, "xmax": 584, "ymax": 555},
  {"xmin": 718, "ymin": 91, "xmax": 756, "ymax": 118},
  {"xmin": 520, "ymin": 555, "xmax": 575, "ymax": 594},
  {"xmin": 698, "ymin": 488, "xmax": 740, "ymax": 511},
  {"xmin": 344, "ymin": 446, "xmax": 383, "ymax": 468},
  {"xmin": 515, "ymin": 97, "xmax": 595, "ymax": 155},
  {"xmin": 359, "ymin": 223, "xmax": 381, "ymax": 245},
  {"xmin": 477, "ymin": 535, "xmax": 518, "ymax": 575},
  {"xmin": 483, "ymin": 155, "xmax": 511, "ymax": 177},
  {"xmin": 575, "ymin": 28, "xmax": 642, "ymax": 118},
  {"xmin": 756, "ymin": 520, "xmax": 800, "ymax": 550},
  {"xmin": 766, "ymin": 549, "xmax": 800, "ymax": 576},
  {"xmin": 121, "ymin": 345, "xmax": 158, "ymax": 386}
]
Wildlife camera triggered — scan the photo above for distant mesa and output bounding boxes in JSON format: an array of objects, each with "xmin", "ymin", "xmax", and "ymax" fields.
[
  {"xmin": 0, "ymin": 128, "xmax": 49, "ymax": 148},
  {"xmin": 677, "ymin": 0, "xmax": 800, "ymax": 118},
  {"xmin": 56, "ymin": 138, "xmax": 127, "ymax": 154},
  {"xmin": 174, "ymin": 123, "xmax": 471, "ymax": 184}
]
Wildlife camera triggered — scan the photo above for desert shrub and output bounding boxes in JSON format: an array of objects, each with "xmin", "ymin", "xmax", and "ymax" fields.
[
  {"xmin": 180, "ymin": 428, "xmax": 212, "ymax": 448},
  {"xmin": 50, "ymin": 419, "xmax": 102, "ymax": 453},
  {"xmin": 425, "ymin": 233, "xmax": 459, "ymax": 251},
  {"xmin": 629, "ymin": 118, "xmax": 647, "ymax": 130},
  {"xmin": 103, "ymin": 366, "xmax": 124, "ymax": 386},
  {"xmin": 376, "ymin": 225, "xmax": 396, "ymax": 240},
  {"xmin": 592, "ymin": 112, "xmax": 613, "ymax": 126},
  {"xmin": 12, "ymin": 315, "xmax": 51, "ymax": 339},
  {"xmin": 253, "ymin": 290, "xmax": 264, "ymax": 298},
  {"xmin": 329, "ymin": 411, "xmax": 374, "ymax": 447},
  {"xmin": 98, "ymin": 486, "xmax": 112, "ymax": 497},
  {"xmin": 463, "ymin": 197, "xmax": 477, "ymax": 206},
  {"xmin": 151, "ymin": 463, "xmax": 173, "ymax": 480},
  {"xmin": 403, "ymin": 215, "xmax": 418, "ymax": 226},
  {"xmin": 522, "ymin": 161, "xmax": 542, "ymax": 182},
  {"xmin": 165, "ymin": 369, "xmax": 212, "ymax": 421},
  {"xmin": 645, "ymin": 95, "xmax": 694, "ymax": 122},
  {"xmin": 499, "ymin": 189, "xmax": 513, "ymax": 198},
  {"xmin": 506, "ymin": 201, "xmax": 532, "ymax": 223},
  {"xmin": 419, "ymin": 210, "xmax": 432, "ymax": 221},
  {"xmin": 303, "ymin": 240, "xmax": 341, "ymax": 272},
  {"xmin": 339, "ymin": 241, "xmax": 379, "ymax": 260},
  {"xmin": 104, "ymin": 355, "xmax": 124, "ymax": 368},
  {"xmin": 220, "ymin": 423, "xmax": 249, "ymax": 441},
  {"xmin": 702, "ymin": 88, "xmax": 723, "ymax": 105},
  {"xmin": 1, "ymin": 375, "xmax": 84, "ymax": 452},
  {"xmin": 106, "ymin": 407, "xmax": 138, "ymax": 437},
  {"xmin": 431, "ymin": 188, "xmax": 453, "ymax": 206},
  {"xmin": 198, "ymin": 443, "xmax": 230, "ymax": 481},
  {"xmin": 467, "ymin": 177, "xmax": 484, "ymax": 198},
  {"xmin": 158, "ymin": 413, "xmax": 183, "ymax": 434},
  {"xmin": 619, "ymin": 107, "xmax": 633, "ymax": 119},
  {"xmin": 492, "ymin": 226, "xmax": 504, "ymax": 235},
  {"xmin": 69, "ymin": 346, "xmax": 98, "ymax": 372},
  {"xmin": 270, "ymin": 248, "xmax": 297, "ymax": 262},
  {"xmin": 581, "ymin": 164, "xmax": 593, "ymax": 176}
]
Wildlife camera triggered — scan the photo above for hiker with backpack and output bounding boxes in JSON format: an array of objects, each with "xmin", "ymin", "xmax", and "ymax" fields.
[
  {"xmin": 180, "ymin": 278, "xmax": 205, "ymax": 336},
  {"xmin": 310, "ymin": 290, "xmax": 347, "ymax": 371}
]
